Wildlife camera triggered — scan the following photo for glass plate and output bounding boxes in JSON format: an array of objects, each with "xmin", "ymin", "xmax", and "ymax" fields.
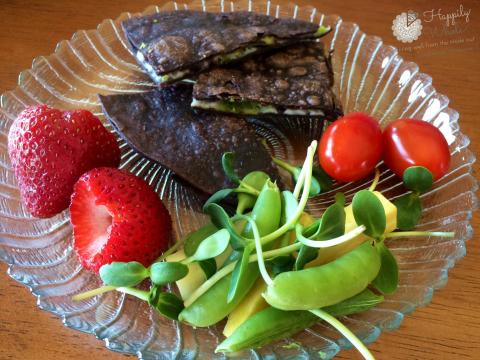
[{"xmin": 0, "ymin": 0, "xmax": 476, "ymax": 359}]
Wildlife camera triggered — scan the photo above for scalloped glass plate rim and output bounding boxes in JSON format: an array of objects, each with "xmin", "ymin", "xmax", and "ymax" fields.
[{"xmin": 0, "ymin": 0, "xmax": 476, "ymax": 359}]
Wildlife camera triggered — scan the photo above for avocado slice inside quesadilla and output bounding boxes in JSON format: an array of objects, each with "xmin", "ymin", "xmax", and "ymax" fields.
[
  {"xmin": 122, "ymin": 10, "xmax": 330, "ymax": 85},
  {"xmin": 191, "ymin": 42, "xmax": 342, "ymax": 118}
]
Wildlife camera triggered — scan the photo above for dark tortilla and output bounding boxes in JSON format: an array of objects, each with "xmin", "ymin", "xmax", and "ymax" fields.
[
  {"xmin": 122, "ymin": 10, "xmax": 319, "ymax": 83},
  {"xmin": 193, "ymin": 42, "xmax": 342, "ymax": 118},
  {"xmin": 99, "ymin": 84, "xmax": 279, "ymax": 195}
]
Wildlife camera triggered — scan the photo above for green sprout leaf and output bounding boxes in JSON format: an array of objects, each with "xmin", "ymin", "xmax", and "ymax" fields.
[
  {"xmin": 227, "ymin": 244, "xmax": 254, "ymax": 303},
  {"xmin": 204, "ymin": 203, "xmax": 247, "ymax": 250},
  {"xmin": 222, "ymin": 152, "xmax": 240, "ymax": 184},
  {"xmin": 394, "ymin": 192, "xmax": 422, "ymax": 230},
  {"xmin": 335, "ymin": 192, "xmax": 346, "ymax": 207},
  {"xmin": 295, "ymin": 245, "xmax": 319, "ymax": 271},
  {"xmin": 294, "ymin": 202, "xmax": 345, "ymax": 270},
  {"xmin": 315, "ymin": 202, "xmax": 346, "ymax": 240},
  {"xmin": 403, "ymin": 166, "xmax": 433, "ymax": 193},
  {"xmin": 198, "ymin": 258, "xmax": 217, "ymax": 279},
  {"xmin": 270, "ymin": 255, "xmax": 296, "ymax": 276},
  {"xmin": 184, "ymin": 223, "xmax": 218, "ymax": 257},
  {"xmin": 188, "ymin": 228, "xmax": 230, "ymax": 262},
  {"xmin": 150, "ymin": 262, "xmax": 189, "ymax": 285},
  {"xmin": 352, "ymin": 190, "xmax": 386, "ymax": 238},
  {"xmin": 281, "ymin": 191, "xmax": 299, "ymax": 226},
  {"xmin": 372, "ymin": 242, "xmax": 399, "ymax": 294},
  {"xmin": 99, "ymin": 261, "xmax": 150, "ymax": 287},
  {"xmin": 203, "ymin": 188, "xmax": 235, "ymax": 211},
  {"xmin": 313, "ymin": 165, "xmax": 333, "ymax": 192},
  {"xmin": 323, "ymin": 289, "xmax": 384, "ymax": 316},
  {"xmin": 148, "ymin": 286, "xmax": 184, "ymax": 320}
]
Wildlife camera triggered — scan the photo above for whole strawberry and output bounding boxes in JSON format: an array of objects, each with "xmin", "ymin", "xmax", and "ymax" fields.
[
  {"xmin": 70, "ymin": 167, "xmax": 172, "ymax": 272},
  {"xmin": 8, "ymin": 105, "xmax": 120, "ymax": 218}
]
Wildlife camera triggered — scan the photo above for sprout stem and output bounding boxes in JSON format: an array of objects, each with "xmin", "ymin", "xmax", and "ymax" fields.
[
  {"xmin": 156, "ymin": 241, "xmax": 183, "ymax": 262},
  {"xmin": 117, "ymin": 287, "xmax": 150, "ymax": 302},
  {"xmin": 369, "ymin": 168, "xmax": 380, "ymax": 192},
  {"xmin": 72, "ymin": 285, "xmax": 116, "ymax": 301},
  {"xmin": 272, "ymin": 157, "xmax": 297, "ymax": 173},
  {"xmin": 310, "ymin": 309, "xmax": 375, "ymax": 360},
  {"xmin": 241, "ymin": 215, "xmax": 273, "ymax": 286},
  {"xmin": 385, "ymin": 231, "xmax": 455, "ymax": 238},
  {"xmin": 296, "ymin": 224, "xmax": 366, "ymax": 248}
]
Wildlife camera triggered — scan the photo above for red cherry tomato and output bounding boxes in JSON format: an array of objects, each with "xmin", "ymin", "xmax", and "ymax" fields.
[
  {"xmin": 318, "ymin": 113, "xmax": 383, "ymax": 183},
  {"xmin": 382, "ymin": 119, "xmax": 450, "ymax": 180}
]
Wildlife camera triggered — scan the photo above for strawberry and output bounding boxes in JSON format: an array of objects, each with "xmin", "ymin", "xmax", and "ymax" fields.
[
  {"xmin": 8, "ymin": 105, "xmax": 120, "ymax": 218},
  {"xmin": 70, "ymin": 167, "xmax": 172, "ymax": 272}
]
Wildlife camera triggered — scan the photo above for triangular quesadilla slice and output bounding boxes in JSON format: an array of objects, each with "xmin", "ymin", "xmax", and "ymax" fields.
[
  {"xmin": 122, "ymin": 10, "xmax": 330, "ymax": 85},
  {"xmin": 99, "ymin": 83, "xmax": 279, "ymax": 194},
  {"xmin": 191, "ymin": 42, "xmax": 342, "ymax": 118}
]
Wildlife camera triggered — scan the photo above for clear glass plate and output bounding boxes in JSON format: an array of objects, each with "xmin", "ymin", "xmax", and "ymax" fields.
[{"xmin": 0, "ymin": 0, "xmax": 476, "ymax": 359}]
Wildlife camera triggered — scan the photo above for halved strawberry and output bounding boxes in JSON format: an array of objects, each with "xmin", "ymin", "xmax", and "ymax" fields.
[{"xmin": 70, "ymin": 167, "xmax": 172, "ymax": 272}]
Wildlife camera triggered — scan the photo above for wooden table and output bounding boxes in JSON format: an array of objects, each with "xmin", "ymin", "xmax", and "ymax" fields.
[{"xmin": 0, "ymin": 1, "xmax": 478, "ymax": 359}]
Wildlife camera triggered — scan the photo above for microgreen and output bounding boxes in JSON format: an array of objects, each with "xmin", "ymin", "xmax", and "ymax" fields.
[
  {"xmin": 150, "ymin": 262, "xmax": 189, "ymax": 285},
  {"xmin": 295, "ymin": 201, "xmax": 346, "ymax": 270},
  {"xmin": 310, "ymin": 309, "xmax": 375, "ymax": 360},
  {"xmin": 295, "ymin": 223, "xmax": 365, "ymax": 248},
  {"xmin": 403, "ymin": 166, "xmax": 433, "ymax": 193},
  {"xmin": 323, "ymin": 289, "xmax": 384, "ymax": 317},
  {"xmin": 198, "ymin": 258, "xmax": 217, "ymax": 279},
  {"xmin": 352, "ymin": 190, "xmax": 386, "ymax": 238},
  {"xmin": 335, "ymin": 192, "xmax": 346, "ymax": 207},
  {"xmin": 222, "ymin": 152, "xmax": 240, "ymax": 184},
  {"xmin": 372, "ymin": 242, "xmax": 399, "ymax": 295},
  {"xmin": 273, "ymin": 157, "xmax": 321, "ymax": 197},
  {"xmin": 203, "ymin": 188, "xmax": 235, "ymax": 210},
  {"xmin": 368, "ymin": 168, "xmax": 380, "ymax": 192},
  {"xmin": 228, "ymin": 243, "xmax": 255, "ymax": 303},
  {"xmin": 281, "ymin": 190, "xmax": 299, "ymax": 226},
  {"xmin": 184, "ymin": 223, "xmax": 218, "ymax": 256},
  {"xmin": 182, "ymin": 229, "xmax": 230, "ymax": 263},
  {"xmin": 394, "ymin": 192, "xmax": 422, "ymax": 230},
  {"xmin": 72, "ymin": 285, "xmax": 116, "ymax": 301},
  {"xmin": 312, "ymin": 165, "xmax": 333, "ymax": 192},
  {"xmin": 270, "ymin": 255, "xmax": 296, "ymax": 276},
  {"xmin": 99, "ymin": 261, "xmax": 150, "ymax": 287},
  {"xmin": 148, "ymin": 286, "xmax": 184, "ymax": 320},
  {"xmin": 183, "ymin": 226, "xmax": 372, "ymax": 307},
  {"xmin": 204, "ymin": 203, "xmax": 248, "ymax": 250}
]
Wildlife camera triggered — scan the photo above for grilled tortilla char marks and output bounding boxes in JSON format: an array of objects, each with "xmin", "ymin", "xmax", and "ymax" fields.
[
  {"xmin": 193, "ymin": 42, "xmax": 341, "ymax": 117},
  {"xmin": 99, "ymin": 84, "xmax": 278, "ymax": 195},
  {"xmin": 122, "ymin": 10, "xmax": 319, "ymax": 78}
]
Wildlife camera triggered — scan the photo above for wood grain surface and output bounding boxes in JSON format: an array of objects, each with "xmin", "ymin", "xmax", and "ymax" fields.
[{"xmin": 0, "ymin": 0, "xmax": 478, "ymax": 359}]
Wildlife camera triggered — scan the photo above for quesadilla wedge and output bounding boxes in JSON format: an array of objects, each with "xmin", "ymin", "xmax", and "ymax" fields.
[
  {"xmin": 99, "ymin": 83, "xmax": 279, "ymax": 194},
  {"xmin": 122, "ymin": 10, "xmax": 330, "ymax": 85},
  {"xmin": 191, "ymin": 42, "xmax": 341, "ymax": 118}
]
